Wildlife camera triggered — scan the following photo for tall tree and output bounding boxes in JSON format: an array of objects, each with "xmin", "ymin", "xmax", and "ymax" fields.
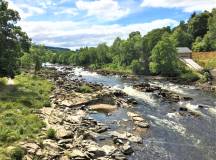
[
  {"xmin": 188, "ymin": 11, "xmax": 210, "ymax": 39},
  {"xmin": 207, "ymin": 8, "xmax": 216, "ymax": 50},
  {"xmin": 30, "ymin": 45, "xmax": 46, "ymax": 74},
  {"xmin": 170, "ymin": 28, "xmax": 193, "ymax": 48},
  {"xmin": 0, "ymin": 0, "xmax": 31, "ymax": 77},
  {"xmin": 96, "ymin": 43, "xmax": 111, "ymax": 65},
  {"xmin": 150, "ymin": 33, "xmax": 179, "ymax": 76},
  {"xmin": 142, "ymin": 27, "xmax": 171, "ymax": 74}
]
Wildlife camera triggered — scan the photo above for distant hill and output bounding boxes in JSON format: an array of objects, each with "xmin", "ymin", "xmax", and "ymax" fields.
[{"xmin": 45, "ymin": 46, "xmax": 71, "ymax": 52}]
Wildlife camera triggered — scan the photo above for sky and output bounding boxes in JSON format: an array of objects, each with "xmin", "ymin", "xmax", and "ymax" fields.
[{"xmin": 8, "ymin": 0, "xmax": 216, "ymax": 50}]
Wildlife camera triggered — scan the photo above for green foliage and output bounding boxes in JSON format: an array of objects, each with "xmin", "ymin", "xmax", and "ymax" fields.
[
  {"xmin": 0, "ymin": 77, "xmax": 7, "ymax": 86},
  {"xmin": 47, "ymin": 128, "xmax": 56, "ymax": 139},
  {"xmin": 206, "ymin": 9, "xmax": 216, "ymax": 50},
  {"xmin": 31, "ymin": 45, "xmax": 46, "ymax": 73},
  {"xmin": 20, "ymin": 52, "xmax": 33, "ymax": 68},
  {"xmin": 188, "ymin": 11, "xmax": 210, "ymax": 39},
  {"xmin": 0, "ymin": 74, "xmax": 53, "ymax": 156},
  {"xmin": 142, "ymin": 27, "xmax": 171, "ymax": 74},
  {"xmin": 180, "ymin": 72, "xmax": 200, "ymax": 82},
  {"xmin": 45, "ymin": 9, "xmax": 216, "ymax": 77},
  {"xmin": 0, "ymin": 0, "xmax": 31, "ymax": 78},
  {"xmin": 79, "ymin": 84, "xmax": 93, "ymax": 93},
  {"xmin": 150, "ymin": 33, "xmax": 179, "ymax": 76},
  {"xmin": 130, "ymin": 60, "xmax": 144, "ymax": 74},
  {"xmin": 10, "ymin": 146, "xmax": 25, "ymax": 160},
  {"xmin": 171, "ymin": 28, "xmax": 193, "ymax": 48}
]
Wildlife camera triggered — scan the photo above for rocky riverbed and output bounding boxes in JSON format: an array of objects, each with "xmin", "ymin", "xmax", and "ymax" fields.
[
  {"xmin": 20, "ymin": 67, "xmax": 150, "ymax": 160},
  {"xmin": 20, "ymin": 65, "xmax": 216, "ymax": 160}
]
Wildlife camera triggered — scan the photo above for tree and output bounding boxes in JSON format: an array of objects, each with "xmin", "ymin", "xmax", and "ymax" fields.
[
  {"xmin": 192, "ymin": 9, "xmax": 216, "ymax": 52},
  {"xmin": 96, "ymin": 43, "xmax": 111, "ymax": 65},
  {"xmin": 188, "ymin": 11, "xmax": 210, "ymax": 39},
  {"xmin": 207, "ymin": 9, "xmax": 216, "ymax": 50},
  {"xmin": 30, "ymin": 45, "xmax": 46, "ymax": 74},
  {"xmin": 142, "ymin": 27, "xmax": 171, "ymax": 74},
  {"xmin": 130, "ymin": 60, "xmax": 143, "ymax": 74},
  {"xmin": 20, "ymin": 52, "xmax": 33, "ymax": 68},
  {"xmin": 170, "ymin": 28, "xmax": 193, "ymax": 48},
  {"xmin": 150, "ymin": 33, "xmax": 179, "ymax": 76},
  {"xmin": 0, "ymin": 0, "xmax": 31, "ymax": 78}
]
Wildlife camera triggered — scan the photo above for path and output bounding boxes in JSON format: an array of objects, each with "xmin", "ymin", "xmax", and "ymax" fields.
[{"xmin": 7, "ymin": 78, "xmax": 15, "ymax": 85}]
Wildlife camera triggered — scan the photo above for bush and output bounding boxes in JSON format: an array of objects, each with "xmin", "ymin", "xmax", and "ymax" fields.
[
  {"xmin": 79, "ymin": 85, "xmax": 93, "ymax": 93},
  {"xmin": 44, "ymin": 101, "xmax": 51, "ymax": 107},
  {"xmin": 180, "ymin": 72, "xmax": 200, "ymax": 82},
  {"xmin": 199, "ymin": 70, "xmax": 212, "ymax": 83},
  {"xmin": 10, "ymin": 147, "xmax": 25, "ymax": 160},
  {"xmin": 130, "ymin": 60, "xmax": 143, "ymax": 74},
  {"xmin": 0, "ymin": 78, "xmax": 7, "ymax": 86},
  {"xmin": 47, "ymin": 128, "xmax": 56, "ymax": 139}
]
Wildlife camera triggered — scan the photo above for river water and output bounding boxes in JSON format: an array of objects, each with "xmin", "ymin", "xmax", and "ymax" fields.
[{"xmin": 57, "ymin": 65, "xmax": 216, "ymax": 160}]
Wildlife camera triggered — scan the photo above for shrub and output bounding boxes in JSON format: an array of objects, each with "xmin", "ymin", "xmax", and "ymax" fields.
[
  {"xmin": 130, "ymin": 60, "xmax": 143, "ymax": 74},
  {"xmin": 44, "ymin": 101, "xmax": 51, "ymax": 107},
  {"xmin": 0, "ymin": 78, "xmax": 7, "ymax": 86},
  {"xmin": 10, "ymin": 147, "xmax": 25, "ymax": 160},
  {"xmin": 180, "ymin": 72, "xmax": 200, "ymax": 82},
  {"xmin": 47, "ymin": 128, "xmax": 56, "ymax": 139},
  {"xmin": 79, "ymin": 85, "xmax": 93, "ymax": 93}
]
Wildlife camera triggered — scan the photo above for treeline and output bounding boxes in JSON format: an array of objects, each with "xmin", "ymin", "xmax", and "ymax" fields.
[
  {"xmin": 1, "ymin": 0, "xmax": 216, "ymax": 78},
  {"xmin": 49, "ymin": 9, "xmax": 216, "ymax": 76}
]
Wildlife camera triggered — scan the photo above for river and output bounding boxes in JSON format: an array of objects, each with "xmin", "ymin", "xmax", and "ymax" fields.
[{"xmin": 56, "ymin": 65, "xmax": 216, "ymax": 160}]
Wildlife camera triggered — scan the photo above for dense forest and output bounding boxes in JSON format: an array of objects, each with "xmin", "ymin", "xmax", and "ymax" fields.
[
  {"xmin": 1, "ymin": 0, "xmax": 216, "ymax": 78},
  {"xmin": 43, "ymin": 9, "xmax": 216, "ymax": 76}
]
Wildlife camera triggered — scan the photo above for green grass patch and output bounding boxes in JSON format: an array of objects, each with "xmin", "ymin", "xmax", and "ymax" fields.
[
  {"xmin": 0, "ymin": 73, "xmax": 53, "ymax": 158},
  {"xmin": 180, "ymin": 72, "xmax": 200, "ymax": 82},
  {"xmin": 46, "ymin": 128, "xmax": 56, "ymax": 139},
  {"xmin": 0, "ymin": 77, "xmax": 7, "ymax": 86},
  {"xmin": 79, "ymin": 84, "xmax": 93, "ymax": 93},
  {"xmin": 100, "ymin": 63, "xmax": 132, "ymax": 75}
]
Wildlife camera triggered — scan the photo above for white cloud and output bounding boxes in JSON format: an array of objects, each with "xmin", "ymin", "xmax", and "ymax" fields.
[
  {"xmin": 76, "ymin": 0, "xmax": 130, "ymax": 21},
  {"xmin": 141, "ymin": 0, "xmax": 216, "ymax": 12},
  {"xmin": 54, "ymin": 8, "xmax": 78, "ymax": 16},
  {"xmin": 18, "ymin": 19, "xmax": 178, "ymax": 50},
  {"xmin": 8, "ymin": 0, "xmax": 45, "ymax": 19}
]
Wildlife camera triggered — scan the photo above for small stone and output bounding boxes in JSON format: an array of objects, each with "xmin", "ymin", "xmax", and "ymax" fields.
[
  {"xmin": 113, "ymin": 137, "xmax": 124, "ymax": 144},
  {"xmin": 121, "ymin": 142, "xmax": 134, "ymax": 155},
  {"xmin": 69, "ymin": 149, "xmax": 86, "ymax": 159},
  {"xmin": 134, "ymin": 121, "xmax": 150, "ymax": 128}
]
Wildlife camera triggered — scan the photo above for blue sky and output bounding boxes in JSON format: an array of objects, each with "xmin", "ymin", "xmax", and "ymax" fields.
[{"xmin": 8, "ymin": 0, "xmax": 216, "ymax": 50}]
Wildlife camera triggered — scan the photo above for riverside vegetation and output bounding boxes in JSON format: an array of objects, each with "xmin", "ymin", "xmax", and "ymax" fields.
[{"xmin": 0, "ymin": 74, "xmax": 53, "ymax": 159}]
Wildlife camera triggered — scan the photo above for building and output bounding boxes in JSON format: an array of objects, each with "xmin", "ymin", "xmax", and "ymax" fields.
[
  {"xmin": 177, "ymin": 47, "xmax": 203, "ymax": 71},
  {"xmin": 177, "ymin": 47, "xmax": 192, "ymax": 58}
]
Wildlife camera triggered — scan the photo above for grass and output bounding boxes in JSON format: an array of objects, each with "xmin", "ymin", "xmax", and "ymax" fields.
[
  {"xmin": 0, "ymin": 73, "xmax": 53, "ymax": 159},
  {"xmin": 46, "ymin": 128, "xmax": 56, "ymax": 139},
  {"xmin": 192, "ymin": 52, "xmax": 216, "ymax": 69},
  {"xmin": 100, "ymin": 63, "xmax": 132, "ymax": 75},
  {"xmin": 0, "ymin": 77, "xmax": 7, "ymax": 86},
  {"xmin": 79, "ymin": 84, "xmax": 93, "ymax": 93}
]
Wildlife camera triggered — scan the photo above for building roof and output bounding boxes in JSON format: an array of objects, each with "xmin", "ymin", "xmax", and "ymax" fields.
[{"xmin": 176, "ymin": 47, "xmax": 192, "ymax": 53}]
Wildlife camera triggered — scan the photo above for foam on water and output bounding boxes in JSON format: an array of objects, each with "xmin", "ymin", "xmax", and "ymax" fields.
[
  {"xmin": 149, "ymin": 81, "xmax": 195, "ymax": 95},
  {"xmin": 123, "ymin": 86, "xmax": 159, "ymax": 106},
  {"xmin": 208, "ymin": 107, "xmax": 216, "ymax": 117},
  {"xmin": 179, "ymin": 101, "xmax": 206, "ymax": 117},
  {"xmin": 74, "ymin": 67, "xmax": 99, "ymax": 77},
  {"xmin": 148, "ymin": 115, "xmax": 186, "ymax": 136}
]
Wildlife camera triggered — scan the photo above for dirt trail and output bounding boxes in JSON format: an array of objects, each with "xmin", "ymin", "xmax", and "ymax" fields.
[{"xmin": 7, "ymin": 78, "xmax": 15, "ymax": 85}]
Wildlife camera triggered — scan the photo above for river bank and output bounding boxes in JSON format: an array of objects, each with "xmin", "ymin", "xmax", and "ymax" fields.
[{"xmin": 89, "ymin": 66, "xmax": 216, "ymax": 95}]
